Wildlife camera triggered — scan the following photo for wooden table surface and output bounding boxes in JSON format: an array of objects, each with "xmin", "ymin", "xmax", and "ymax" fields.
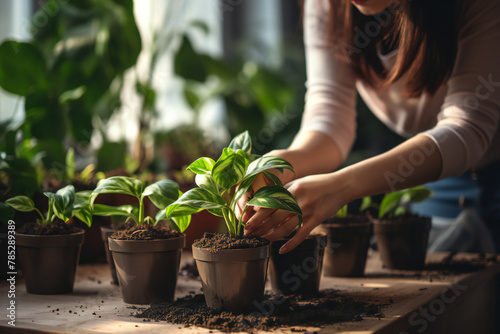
[{"xmin": 1, "ymin": 251, "xmax": 499, "ymax": 334}]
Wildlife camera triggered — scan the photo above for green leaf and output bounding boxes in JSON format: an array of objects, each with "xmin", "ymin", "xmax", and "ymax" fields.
[
  {"xmin": 5, "ymin": 196, "xmax": 36, "ymax": 212},
  {"xmin": 404, "ymin": 186, "xmax": 434, "ymax": 203},
  {"xmin": 44, "ymin": 185, "xmax": 76, "ymax": 222},
  {"xmin": 195, "ymin": 174, "xmax": 223, "ymax": 195},
  {"xmin": 165, "ymin": 188, "xmax": 227, "ymax": 219},
  {"xmin": 232, "ymin": 174, "xmax": 258, "ymax": 210},
  {"xmin": 174, "ymin": 35, "xmax": 207, "ymax": 82},
  {"xmin": 142, "ymin": 179, "xmax": 180, "ymax": 209},
  {"xmin": 0, "ymin": 41, "xmax": 48, "ymax": 96},
  {"xmin": 243, "ymin": 156, "xmax": 293, "ymax": 181},
  {"xmin": 262, "ymin": 171, "xmax": 283, "ymax": 187},
  {"xmin": 228, "ymin": 131, "xmax": 252, "ymax": 156},
  {"xmin": 212, "ymin": 148, "xmax": 248, "ymax": 190},
  {"xmin": 170, "ymin": 215, "xmax": 192, "ymax": 233},
  {"xmin": 360, "ymin": 196, "xmax": 372, "ymax": 212},
  {"xmin": 93, "ymin": 204, "xmax": 136, "ymax": 217},
  {"xmin": 247, "ymin": 186, "xmax": 303, "ymax": 225},
  {"xmin": 394, "ymin": 206, "xmax": 406, "ymax": 217},
  {"xmin": 335, "ymin": 204, "xmax": 348, "ymax": 218},
  {"xmin": 187, "ymin": 157, "xmax": 216, "ymax": 175},
  {"xmin": 66, "ymin": 148, "xmax": 75, "ymax": 181},
  {"xmin": 378, "ymin": 191, "xmax": 404, "ymax": 219},
  {"xmin": 90, "ymin": 176, "xmax": 144, "ymax": 207}
]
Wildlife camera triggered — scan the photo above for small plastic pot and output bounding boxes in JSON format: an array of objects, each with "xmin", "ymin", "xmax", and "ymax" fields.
[
  {"xmin": 269, "ymin": 233, "xmax": 327, "ymax": 295},
  {"xmin": 109, "ymin": 235, "xmax": 185, "ymax": 304},
  {"xmin": 318, "ymin": 218, "xmax": 372, "ymax": 277},
  {"xmin": 193, "ymin": 244, "xmax": 270, "ymax": 313},
  {"xmin": 373, "ymin": 217, "xmax": 431, "ymax": 270},
  {"xmin": 16, "ymin": 229, "xmax": 85, "ymax": 294},
  {"xmin": 100, "ymin": 226, "xmax": 118, "ymax": 285}
]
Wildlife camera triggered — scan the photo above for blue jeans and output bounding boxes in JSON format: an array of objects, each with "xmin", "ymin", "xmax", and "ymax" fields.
[{"xmin": 412, "ymin": 160, "xmax": 500, "ymax": 252}]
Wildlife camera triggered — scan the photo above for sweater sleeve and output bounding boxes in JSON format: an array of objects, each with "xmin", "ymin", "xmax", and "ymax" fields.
[
  {"xmin": 298, "ymin": 0, "xmax": 358, "ymax": 161},
  {"xmin": 421, "ymin": 1, "xmax": 500, "ymax": 178}
]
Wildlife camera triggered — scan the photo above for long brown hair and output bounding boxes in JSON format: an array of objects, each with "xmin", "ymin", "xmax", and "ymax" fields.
[{"xmin": 324, "ymin": 0, "xmax": 465, "ymax": 97}]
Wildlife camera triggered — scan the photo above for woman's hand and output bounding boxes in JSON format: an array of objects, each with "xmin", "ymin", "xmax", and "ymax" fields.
[{"xmin": 244, "ymin": 172, "xmax": 350, "ymax": 254}]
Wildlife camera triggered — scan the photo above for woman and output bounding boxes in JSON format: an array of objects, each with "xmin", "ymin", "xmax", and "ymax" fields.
[{"xmin": 241, "ymin": 0, "xmax": 500, "ymax": 254}]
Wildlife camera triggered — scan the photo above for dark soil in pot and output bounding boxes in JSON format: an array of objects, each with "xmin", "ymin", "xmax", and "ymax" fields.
[
  {"xmin": 269, "ymin": 233, "xmax": 327, "ymax": 295},
  {"xmin": 16, "ymin": 221, "xmax": 85, "ymax": 294},
  {"xmin": 135, "ymin": 289, "xmax": 386, "ymax": 332},
  {"xmin": 108, "ymin": 225, "xmax": 185, "ymax": 305},
  {"xmin": 373, "ymin": 215, "xmax": 431, "ymax": 270},
  {"xmin": 192, "ymin": 233, "xmax": 270, "ymax": 313},
  {"xmin": 318, "ymin": 216, "xmax": 372, "ymax": 277}
]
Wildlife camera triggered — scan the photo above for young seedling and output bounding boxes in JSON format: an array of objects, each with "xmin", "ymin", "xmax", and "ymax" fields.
[
  {"xmin": 335, "ymin": 197, "xmax": 373, "ymax": 218},
  {"xmin": 165, "ymin": 131, "xmax": 303, "ymax": 237},
  {"xmin": 5, "ymin": 185, "xmax": 93, "ymax": 227},
  {"xmin": 378, "ymin": 186, "xmax": 433, "ymax": 219},
  {"xmin": 89, "ymin": 176, "xmax": 191, "ymax": 231}
]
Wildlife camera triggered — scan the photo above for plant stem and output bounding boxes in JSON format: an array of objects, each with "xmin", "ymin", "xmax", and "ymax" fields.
[
  {"xmin": 34, "ymin": 208, "xmax": 46, "ymax": 223},
  {"xmin": 44, "ymin": 204, "xmax": 54, "ymax": 225},
  {"xmin": 138, "ymin": 197, "xmax": 145, "ymax": 225}
]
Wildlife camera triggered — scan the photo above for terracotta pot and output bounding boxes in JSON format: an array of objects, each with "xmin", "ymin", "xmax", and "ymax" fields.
[
  {"xmin": 269, "ymin": 234, "xmax": 327, "ymax": 295},
  {"xmin": 318, "ymin": 218, "xmax": 372, "ymax": 277},
  {"xmin": 193, "ymin": 243, "xmax": 270, "ymax": 313},
  {"xmin": 108, "ymin": 235, "xmax": 185, "ymax": 304},
  {"xmin": 373, "ymin": 217, "xmax": 431, "ymax": 270},
  {"xmin": 100, "ymin": 226, "xmax": 119, "ymax": 285},
  {"xmin": 16, "ymin": 229, "xmax": 85, "ymax": 294}
]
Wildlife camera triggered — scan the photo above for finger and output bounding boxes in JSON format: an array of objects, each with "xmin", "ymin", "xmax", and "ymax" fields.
[
  {"xmin": 243, "ymin": 207, "xmax": 276, "ymax": 231},
  {"xmin": 247, "ymin": 210, "xmax": 294, "ymax": 237},
  {"xmin": 279, "ymin": 218, "xmax": 316, "ymax": 254},
  {"xmin": 263, "ymin": 215, "xmax": 299, "ymax": 243}
]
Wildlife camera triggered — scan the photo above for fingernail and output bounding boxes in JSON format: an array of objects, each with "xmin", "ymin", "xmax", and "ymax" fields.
[{"xmin": 279, "ymin": 246, "xmax": 288, "ymax": 255}]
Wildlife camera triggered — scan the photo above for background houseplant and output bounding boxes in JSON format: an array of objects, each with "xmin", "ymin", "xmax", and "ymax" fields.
[
  {"xmin": 373, "ymin": 186, "xmax": 433, "ymax": 270},
  {"xmin": 165, "ymin": 131, "xmax": 303, "ymax": 312},
  {"xmin": 319, "ymin": 197, "xmax": 373, "ymax": 277},
  {"xmin": 6, "ymin": 185, "xmax": 92, "ymax": 294},
  {"xmin": 90, "ymin": 176, "xmax": 190, "ymax": 304}
]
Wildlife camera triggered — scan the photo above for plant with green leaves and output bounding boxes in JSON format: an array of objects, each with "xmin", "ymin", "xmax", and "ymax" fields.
[
  {"xmin": 89, "ymin": 176, "xmax": 191, "ymax": 232},
  {"xmin": 335, "ymin": 197, "xmax": 373, "ymax": 218},
  {"xmin": 378, "ymin": 186, "xmax": 433, "ymax": 219},
  {"xmin": 5, "ymin": 185, "xmax": 93, "ymax": 227},
  {"xmin": 165, "ymin": 131, "xmax": 303, "ymax": 237}
]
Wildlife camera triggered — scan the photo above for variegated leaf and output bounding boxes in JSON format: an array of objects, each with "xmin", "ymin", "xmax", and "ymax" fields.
[
  {"xmin": 142, "ymin": 179, "xmax": 180, "ymax": 209},
  {"xmin": 247, "ymin": 185, "xmax": 303, "ymax": 225},
  {"xmin": 243, "ymin": 156, "xmax": 293, "ymax": 182},
  {"xmin": 165, "ymin": 188, "xmax": 227, "ymax": 219},
  {"xmin": 90, "ymin": 176, "xmax": 144, "ymax": 207},
  {"xmin": 195, "ymin": 174, "xmax": 223, "ymax": 195},
  {"xmin": 212, "ymin": 147, "xmax": 248, "ymax": 190},
  {"xmin": 247, "ymin": 186, "xmax": 301, "ymax": 216},
  {"xmin": 5, "ymin": 196, "xmax": 36, "ymax": 212},
  {"xmin": 45, "ymin": 185, "xmax": 76, "ymax": 222},
  {"xmin": 228, "ymin": 131, "xmax": 252, "ymax": 156},
  {"xmin": 187, "ymin": 157, "xmax": 216, "ymax": 175}
]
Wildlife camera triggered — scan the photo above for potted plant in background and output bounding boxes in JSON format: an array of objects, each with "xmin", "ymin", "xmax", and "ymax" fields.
[
  {"xmin": 318, "ymin": 197, "xmax": 373, "ymax": 277},
  {"xmin": 373, "ymin": 186, "xmax": 433, "ymax": 270},
  {"xmin": 90, "ymin": 176, "xmax": 190, "ymax": 304},
  {"xmin": 5, "ymin": 185, "xmax": 92, "ymax": 294},
  {"xmin": 165, "ymin": 131, "xmax": 303, "ymax": 312},
  {"xmin": 268, "ymin": 231, "xmax": 327, "ymax": 295}
]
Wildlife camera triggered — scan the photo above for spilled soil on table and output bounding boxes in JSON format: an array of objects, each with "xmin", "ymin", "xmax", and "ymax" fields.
[
  {"xmin": 193, "ymin": 233, "xmax": 269, "ymax": 252},
  {"xmin": 134, "ymin": 290, "xmax": 386, "ymax": 332}
]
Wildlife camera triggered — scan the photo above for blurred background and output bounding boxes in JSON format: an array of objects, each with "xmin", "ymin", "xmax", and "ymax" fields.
[{"xmin": 0, "ymin": 0, "xmax": 403, "ymax": 222}]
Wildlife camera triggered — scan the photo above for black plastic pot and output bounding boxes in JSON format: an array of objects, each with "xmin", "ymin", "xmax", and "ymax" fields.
[
  {"xmin": 100, "ymin": 226, "xmax": 119, "ymax": 285},
  {"xmin": 269, "ymin": 233, "xmax": 327, "ymax": 295},
  {"xmin": 373, "ymin": 217, "xmax": 431, "ymax": 270},
  {"xmin": 16, "ymin": 229, "xmax": 85, "ymax": 294},
  {"xmin": 318, "ymin": 218, "xmax": 372, "ymax": 277},
  {"xmin": 108, "ymin": 235, "xmax": 185, "ymax": 304},
  {"xmin": 192, "ymin": 244, "xmax": 270, "ymax": 313}
]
